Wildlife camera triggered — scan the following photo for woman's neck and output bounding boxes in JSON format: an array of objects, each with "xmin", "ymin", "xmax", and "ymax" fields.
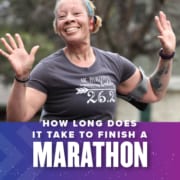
[{"xmin": 64, "ymin": 44, "xmax": 96, "ymax": 68}]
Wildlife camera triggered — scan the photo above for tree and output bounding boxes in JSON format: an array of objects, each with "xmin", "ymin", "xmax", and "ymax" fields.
[
  {"xmin": 93, "ymin": 0, "xmax": 174, "ymax": 59},
  {"xmin": 10, "ymin": 0, "xmax": 55, "ymax": 37}
]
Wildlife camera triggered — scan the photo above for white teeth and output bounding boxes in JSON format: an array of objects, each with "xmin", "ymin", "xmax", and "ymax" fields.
[{"xmin": 65, "ymin": 27, "xmax": 79, "ymax": 33}]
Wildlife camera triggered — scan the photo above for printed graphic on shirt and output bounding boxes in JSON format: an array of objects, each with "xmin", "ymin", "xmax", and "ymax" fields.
[{"xmin": 76, "ymin": 76, "xmax": 116, "ymax": 104}]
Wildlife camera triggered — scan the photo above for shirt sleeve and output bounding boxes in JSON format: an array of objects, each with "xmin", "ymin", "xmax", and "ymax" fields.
[
  {"xmin": 27, "ymin": 62, "xmax": 49, "ymax": 94},
  {"xmin": 116, "ymin": 54, "xmax": 136, "ymax": 83}
]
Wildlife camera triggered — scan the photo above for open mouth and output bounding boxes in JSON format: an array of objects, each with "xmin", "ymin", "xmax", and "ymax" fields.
[{"xmin": 65, "ymin": 27, "xmax": 80, "ymax": 33}]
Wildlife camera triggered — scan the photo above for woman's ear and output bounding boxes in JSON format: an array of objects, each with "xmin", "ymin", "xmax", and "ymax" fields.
[
  {"xmin": 89, "ymin": 17, "xmax": 95, "ymax": 32},
  {"xmin": 53, "ymin": 19, "xmax": 58, "ymax": 34}
]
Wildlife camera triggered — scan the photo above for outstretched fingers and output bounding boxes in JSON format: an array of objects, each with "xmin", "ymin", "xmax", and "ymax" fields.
[
  {"xmin": 6, "ymin": 33, "xmax": 18, "ymax": 49},
  {"xmin": 155, "ymin": 11, "xmax": 174, "ymax": 33},
  {"xmin": 155, "ymin": 15, "xmax": 163, "ymax": 35},
  {"xmin": 0, "ymin": 49, "xmax": 10, "ymax": 59},
  {"xmin": 155, "ymin": 11, "xmax": 170, "ymax": 34},
  {"xmin": 30, "ymin": 45, "xmax": 40, "ymax": 57},
  {"xmin": 0, "ymin": 33, "xmax": 40, "ymax": 77},
  {"xmin": 155, "ymin": 11, "xmax": 176, "ymax": 54},
  {"xmin": 15, "ymin": 33, "xmax": 25, "ymax": 48},
  {"xmin": 0, "ymin": 33, "xmax": 25, "ymax": 55},
  {"xmin": 159, "ymin": 11, "xmax": 168, "ymax": 29},
  {"xmin": 0, "ymin": 37, "xmax": 13, "ymax": 54}
]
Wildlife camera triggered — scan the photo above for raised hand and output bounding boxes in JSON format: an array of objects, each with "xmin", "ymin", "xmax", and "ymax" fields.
[
  {"xmin": 155, "ymin": 11, "xmax": 176, "ymax": 55},
  {"xmin": 0, "ymin": 33, "xmax": 39, "ymax": 79}
]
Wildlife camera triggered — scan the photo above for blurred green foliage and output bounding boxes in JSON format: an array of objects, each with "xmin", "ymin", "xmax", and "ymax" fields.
[
  {"xmin": 0, "ymin": 0, "xmax": 60, "ymax": 84},
  {"xmin": 0, "ymin": 31, "xmax": 57, "ymax": 84}
]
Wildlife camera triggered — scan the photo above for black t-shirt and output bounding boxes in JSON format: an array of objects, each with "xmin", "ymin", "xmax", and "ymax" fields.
[{"xmin": 28, "ymin": 47, "xmax": 136, "ymax": 120}]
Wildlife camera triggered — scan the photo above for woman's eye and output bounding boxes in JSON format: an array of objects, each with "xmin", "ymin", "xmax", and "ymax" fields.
[
  {"xmin": 74, "ymin": 12, "xmax": 80, "ymax": 16},
  {"xmin": 58, "ymin": 15, "xmax": 65, "ymax": 20}
]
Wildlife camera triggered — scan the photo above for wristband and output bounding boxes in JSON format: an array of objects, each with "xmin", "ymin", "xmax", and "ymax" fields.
[
  {"xmin": 14, "ymin": 75, "xmax": 29, "ymax": 83},
  {"xmin": 159, "ymin": 48, "xmax": 175, "ymax": 60}
]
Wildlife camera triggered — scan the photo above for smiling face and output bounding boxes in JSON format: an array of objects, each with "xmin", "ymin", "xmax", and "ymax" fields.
[{"xmin": 54, "ymin": 0, "xmax": 94, "ymax": 45}]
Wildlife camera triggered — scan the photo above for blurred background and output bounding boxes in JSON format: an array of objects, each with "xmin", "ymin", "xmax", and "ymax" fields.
[{"xmin": 0, "ymin": 0, "xmax": 180, "ymax": 121}]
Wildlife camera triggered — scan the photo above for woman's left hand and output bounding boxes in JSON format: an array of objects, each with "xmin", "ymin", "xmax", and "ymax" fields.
[{"xmin": 155, "ymin": 11, "xmax": 176, "ymax": 55}]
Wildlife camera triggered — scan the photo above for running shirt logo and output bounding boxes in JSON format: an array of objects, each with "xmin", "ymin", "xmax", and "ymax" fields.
[{"xmin": 76, "ymin": 76, "xmax": 116, "ymax": 104}]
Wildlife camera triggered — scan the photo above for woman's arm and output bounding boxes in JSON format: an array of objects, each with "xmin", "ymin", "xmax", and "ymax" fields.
[
  {"xmin": 7, "ymin": 83, "xmax": 47, "ymax": 121},
  {"xmin": 117, "ymin": 11, "xmax": 176, "ymax": 103},
  {"xmin": 0, "ymin": 33, "xmax": 46, "ymax": 121}
]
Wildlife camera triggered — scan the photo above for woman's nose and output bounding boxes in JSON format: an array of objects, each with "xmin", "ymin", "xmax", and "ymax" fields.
[{"xmin": 65, "ymin": 13, "xmax": 75, "ymax": 23}]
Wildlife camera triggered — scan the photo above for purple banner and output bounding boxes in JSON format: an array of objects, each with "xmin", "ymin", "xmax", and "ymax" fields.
[{"xmin": 0, "ymin": 121, "xmax": 179, "ymax": 180}]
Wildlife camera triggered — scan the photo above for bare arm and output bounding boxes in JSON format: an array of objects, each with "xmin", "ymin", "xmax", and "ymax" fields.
[
  {"xmin": 118, "ymin": 11, "xmax": 176, "ymax": 103},
  {"xmin": 149, "ymin": 11, "xmax": 176, "ymax": 100},
  {"xmin": 7, "ymin": 83, "xmax": 47, "ymax": 121},
  {"xmin": 0, "ymin": 33, "xmax": 45, "ymax": 121},
  {"xmin": 148, "ymin": 56, "xmax": 173, "ymax": 101}
]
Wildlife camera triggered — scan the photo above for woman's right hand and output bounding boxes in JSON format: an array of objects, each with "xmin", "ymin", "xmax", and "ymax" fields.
[{"xmin": 0, "ymin": 33, "xmax": 39, "ymax": 79}]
